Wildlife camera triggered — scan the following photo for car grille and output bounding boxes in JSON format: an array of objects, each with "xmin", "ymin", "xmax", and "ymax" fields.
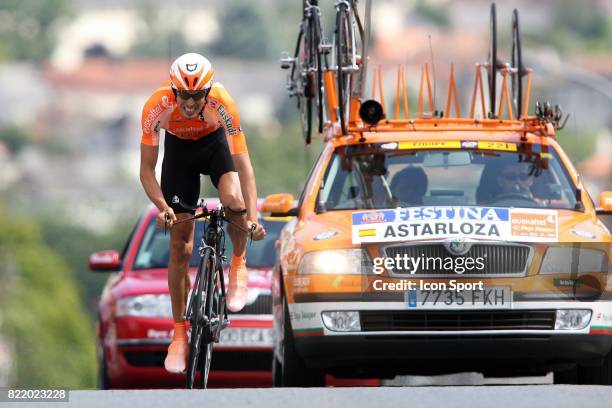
[
  {"xmin": 384, "ymin": 243, "xmax": 531, "ymax": 276},
  {"xmin": 360, "ymin": 310, "xmax": 556, "ymax": 331},
  {"xmin": 231, "ymin": 294, "xmax": 272, "ymax": 315}
]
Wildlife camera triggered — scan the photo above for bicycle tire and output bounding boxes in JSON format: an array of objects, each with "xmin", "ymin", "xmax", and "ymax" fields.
[
  {"xmin": 312, "ymin": 15, "xmax": 324, "ymax": 140},
  {"xmin": 197, "ymin": 254, "xmax": 219, "ymax": 388},
  {"xmin": 488, "ymin": 3, "xmax": 498, "ymax": 118},
  {"xmin": 511, "ymin": 9, "xmax": 523, "ymax": 118},
  {"xmin": 186, "ymin": 247, "xmax": 213, "ymax": 389},
  {"xmin": 335, "ymin": 4, "xmax": 352, "ymax": 135},
  {"xmin": 297, "ymin": 25, "xmax": 313, "ymax": 143}
]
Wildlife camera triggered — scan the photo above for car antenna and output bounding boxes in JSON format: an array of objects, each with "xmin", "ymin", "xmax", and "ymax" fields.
[{"xmin": 428, "ymin": 34, "xmax": 439, "ymax": 117}]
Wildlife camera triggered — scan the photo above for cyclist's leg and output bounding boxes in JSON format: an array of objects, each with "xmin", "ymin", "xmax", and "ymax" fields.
[
  {"xmin": 203, "ymin": 128, "xmax": 251, "ymax": 312},
  {"xmin": 217, "ymin": 172, "xmax": 251, "ymax": 312},
  {"xmin": 161, "ymin": 132, "xmax": 200, "ymax": 373},
  {"xmin": 168, "ymin": 218, "xmax": 195, "ymax": 322}
]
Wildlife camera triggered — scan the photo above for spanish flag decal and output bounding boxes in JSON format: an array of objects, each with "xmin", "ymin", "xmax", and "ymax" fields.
[{"xmin": 358, "ymin": 228, "xmax": 377, "ymax": 237}]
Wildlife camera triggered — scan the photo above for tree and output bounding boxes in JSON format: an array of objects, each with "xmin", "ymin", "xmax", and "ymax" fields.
[
  {"xmin": 0, "ymin": 202, "xmax": 96, "ymax": 388},
  {"xmin": 209, "ymin": 1, "xmax": 273, "ymax": 60},
  {"xmin": 0, "ymin": 0, "xmax": 70, "ymax": 61}
]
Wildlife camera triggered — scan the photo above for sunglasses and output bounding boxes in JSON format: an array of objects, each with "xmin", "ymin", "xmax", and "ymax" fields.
[
  {"xmin": 501, "ymin": 171, "xmax": 531, "ymax": 181},
  {"xmin": 174, "ymin": 88, "xmax": 209, "ymax": 101}
]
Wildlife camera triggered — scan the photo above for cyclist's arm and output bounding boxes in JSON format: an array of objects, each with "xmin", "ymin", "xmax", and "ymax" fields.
[
  {"xmin": 233, "ymin": 152, "xmax": 258, "ymax": 221},
  {"xmin": 140, "ymin": 144, "xmax": 168, "ymax": 212}
]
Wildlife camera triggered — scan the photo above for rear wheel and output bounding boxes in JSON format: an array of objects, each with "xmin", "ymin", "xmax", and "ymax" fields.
[
  {"xmin": 279, "ymin": 298, "xmax": 325, "ymax": 387},
  {"xmin": 511, "ymin": 9, "xmax": 524, "ymax": 118},
  {"xmin": 487, "ymin": 3, "xmax": 498, "ymax": 118},
  {"xmin": 186, "ymin": 248, "xmax": 212, "ymax": 389},
  {"xmin": 335, "ymin": 4, "xmax": 354, "ymax": 135}
]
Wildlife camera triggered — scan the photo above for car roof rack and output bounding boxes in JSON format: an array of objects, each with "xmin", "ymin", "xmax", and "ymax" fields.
[{"xmin": 329, "ymin": 3, "xmax": 570, "ymax": 141}]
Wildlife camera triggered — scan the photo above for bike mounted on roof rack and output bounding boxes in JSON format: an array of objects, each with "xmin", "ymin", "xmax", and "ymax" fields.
[{"xmin": 281, "ymin": 2, "xmax": 570, "ymax": 144}]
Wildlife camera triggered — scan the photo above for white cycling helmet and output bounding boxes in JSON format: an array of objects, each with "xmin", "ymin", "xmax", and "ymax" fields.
[{"xmin": 169, "ymin": 53, "xmax": 214, "ymax": 92}]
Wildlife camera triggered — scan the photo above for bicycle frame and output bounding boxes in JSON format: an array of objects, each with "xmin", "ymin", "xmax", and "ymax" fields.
[{"xmin": 177, "ymin": 199, "xmax": 229, "ymax": 389}]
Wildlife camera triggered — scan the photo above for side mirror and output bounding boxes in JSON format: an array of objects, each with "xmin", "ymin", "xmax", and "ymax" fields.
[
  {"xmin": 89, "ymin": 250, "xmax": 121, "ymax": 272},
  {"xmin": 261, "ymin": 193, "xmax": 298, "ymax": 217},
  {"xmin": 596, "ymin": 191, "xmax": 612, "ymax": 215}
]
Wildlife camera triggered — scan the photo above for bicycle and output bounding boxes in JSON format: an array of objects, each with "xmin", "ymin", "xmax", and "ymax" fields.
[
  {"xmin": 168, "ymin": 196, "xmax": 254, "ymax": 389},
  {"xmin": 510, "ymin": 8, "xmax": 526, "ymax": 118},
  {"xmin": 334, "ymin": 0, "xmax": 364, "ymax": 135},
  {"xmin": 487, "ymin": 3, "xmax": 527, "ymax": 119},
  {"xmin": 281, "ymin": 0, "xmax": 325, "ymax": 145}
]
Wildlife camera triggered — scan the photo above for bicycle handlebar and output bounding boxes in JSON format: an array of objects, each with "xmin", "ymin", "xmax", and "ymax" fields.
[{"xmin": 167, "ymin": 195, "xmax": 256, "ymax": 237}]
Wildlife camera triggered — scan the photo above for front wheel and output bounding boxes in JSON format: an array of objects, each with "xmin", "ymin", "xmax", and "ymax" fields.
[
  {"xmin": 97, "ymin": 342, "xmax": 111, "ymax": 390},
  {"xmin": 577, "ymin": 351, "xmax": 612, "ymax": 385},
  {"xmin": 186, "ymin": 248, "xmax": 213, "ymax": 389},
  {"xmin": 278, "ymin": 298, "xmax": 325, "ymax": 387}
]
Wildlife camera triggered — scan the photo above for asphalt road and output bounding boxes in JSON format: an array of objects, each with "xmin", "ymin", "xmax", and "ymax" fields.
[{"xmin": 5, "ymin": 385, "xmax": 611, "ymax": 408}]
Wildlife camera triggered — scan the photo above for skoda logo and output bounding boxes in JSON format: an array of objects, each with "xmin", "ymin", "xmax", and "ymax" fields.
[{"xmin": 444, "ymin": 238, "xmax": 472, "ymax": 256}]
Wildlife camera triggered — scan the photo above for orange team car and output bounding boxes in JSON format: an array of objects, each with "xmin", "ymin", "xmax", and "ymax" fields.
[{"xmin": 268, "ymin": 4, "xmax": 612, "ymax": 386}]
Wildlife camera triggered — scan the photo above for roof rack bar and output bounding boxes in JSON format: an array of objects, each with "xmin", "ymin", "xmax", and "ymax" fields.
[
  {"xmin": 469, "ymin": 64, "xmax": 486, "ymax": 119},
  {"xmin": 371, "ymin": 64, "xmax": 377, "ymax": 100},
  {"xmin": 394, "ymin": 65, "xmax": 401, "ymax": 119},
  {"xmin": 378, "ymin": 63, "xmax": 386, "ymax": 114},
  {"xmin": 349, "ymin": 95, "xmax": 361, "ymax": 124},
  {"xmin": 324, "ymin": 69, "xmax": 338, "ymax": 123},
  {"xmin": 445, "ymin": 63, "xmax": 461, "ymax": 118},
  {"xmin": 394, "ymin": 64, "xmax": 409, "ymax": 119},
  {"xmin": 522, "ymin": 68, "xmax": 533, "ymax": 118},
  {"xmin": 418, "ymin": 63, "xmax": 434, "ymax": 117},
  {"xmin": 401, "ymin": 65, "xmax": 409, "ymax": 118},
  {"xmin": 497, "ymin": 66, "xmax": 514, "ymax": 120}
]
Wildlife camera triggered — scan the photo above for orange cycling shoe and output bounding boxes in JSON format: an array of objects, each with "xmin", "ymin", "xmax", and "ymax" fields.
[
  {"xmin": 164, "ymin": 322, "xmax": 188, "ymax": 374},
  {"xmin": 227, "ymin": 254, "xmax": 248, "ymax": 312}
]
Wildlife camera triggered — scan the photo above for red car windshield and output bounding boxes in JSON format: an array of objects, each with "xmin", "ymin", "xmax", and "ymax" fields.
[{"xmin": 132, "ymin": 217, "xmax": 285, "ymax": 270}]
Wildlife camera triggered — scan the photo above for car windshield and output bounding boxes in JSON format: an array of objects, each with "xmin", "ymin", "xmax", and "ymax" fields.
[
  {"xmin": 317, "ymin": 143, "xmax": 578, "ymax": 211},
  {"xmin": 132, "ymin": 217, "xmax": 285, "ymax": 270}
]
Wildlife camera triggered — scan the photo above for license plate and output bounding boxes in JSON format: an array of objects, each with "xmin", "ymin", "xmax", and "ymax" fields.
[
  {"xmin": 406, "ymin": 287, "xmax": 512, "ymax": 309},
  {"xmin": 217, "ymin": 328, "xmax": 273, "ymax": 348}
]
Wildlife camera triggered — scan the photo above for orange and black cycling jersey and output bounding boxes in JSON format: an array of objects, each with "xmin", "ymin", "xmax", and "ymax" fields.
[{"xmin": 141, "ymin": 81, "xmax": 247, "ymax": 155}]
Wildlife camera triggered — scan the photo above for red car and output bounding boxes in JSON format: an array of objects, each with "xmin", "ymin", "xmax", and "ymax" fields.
[{"xmin": 89, "ymin": 199, "xmax": 287, "ymax": 389}]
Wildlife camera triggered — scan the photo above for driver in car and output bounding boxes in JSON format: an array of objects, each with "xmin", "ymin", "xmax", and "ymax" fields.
[{"xmin": 496, "ymin": 162, "xmax": 536, "ymax": 199}]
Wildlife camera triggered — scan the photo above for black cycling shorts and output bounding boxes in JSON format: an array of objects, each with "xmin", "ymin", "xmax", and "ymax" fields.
[{"xmin": 161, "ymin": 127, "xmax": 235, "ymax": 214}]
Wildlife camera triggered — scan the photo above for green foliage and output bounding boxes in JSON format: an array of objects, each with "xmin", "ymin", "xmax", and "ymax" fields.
[
  {"xmin": 553, "ymin": 0, "xmax": 608, "ymax": 39},
  {"xmin": 0, "ymin": 0, "xmax": 71, "ymax": 61},
  {"xmin": 414, "ymin": 0, "xmax": 450, "ymax": 28},
  {"xmin": 556, "ymin": 129, "xmax": 599, "ymax": 164},
  {"xmin": 248, "ymin": 123, "xmax": 322, "ymax": 197},
  {"xmin": 208, "ymin": 0, "xmax": 274, "ymax": 60},
  {"xmin": 0, "ymin": 203, "xmax": 96, "ymax": 388},
  {"xmin": 525, "ymin": 0, "xmax": 612, "ymax": 54},
  {"xmin": 0, "ymin": 126, "xmax": 30, "ymax": 154},
  {"xmin": 37, "ymin": 216, "xmax": 136, "ymax": 316}
]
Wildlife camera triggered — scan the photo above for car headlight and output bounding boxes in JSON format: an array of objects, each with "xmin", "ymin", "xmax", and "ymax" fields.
[
  {"xmin": 116, "ymin": 294, "xmax": 173, "ymax": 318},
  {"xmin": 555, "ymin": 309, "xmax": 591, "ymax": 330},
  {"xmin": 322, "ymin": 311, "xmax": 361, "ymax": 332},
  {"xmin": 539, "ymin": 246, "xmax": 608, "ymax": 274},
  {"xmin": 298, "ymin": 249, "xmax": 368, "ymax": 275}
]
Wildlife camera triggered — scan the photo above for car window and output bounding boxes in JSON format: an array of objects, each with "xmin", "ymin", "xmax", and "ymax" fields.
[
  {"xmin": 317, "ymin": 144, "xmax": 578, "ymax": 211},
  {"xmin": 132, "ymin": 216, "xmax": 286, "ymax": 270}
]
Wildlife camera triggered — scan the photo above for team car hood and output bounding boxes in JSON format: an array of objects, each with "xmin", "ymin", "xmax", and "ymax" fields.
[{"xmin": 295, "ymin": 208, "xmax": 610, "ymax": 253}]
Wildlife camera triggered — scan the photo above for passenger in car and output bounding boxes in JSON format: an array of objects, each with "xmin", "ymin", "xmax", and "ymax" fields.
[{"xmin": 390, "ymin": 166, "xmax": 429, "ymax": 206}]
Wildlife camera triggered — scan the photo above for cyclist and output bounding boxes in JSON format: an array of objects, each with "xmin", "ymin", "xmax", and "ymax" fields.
[{"xmin": 139, "ymin": 52, "xmax": 266, "ymax": 374}]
